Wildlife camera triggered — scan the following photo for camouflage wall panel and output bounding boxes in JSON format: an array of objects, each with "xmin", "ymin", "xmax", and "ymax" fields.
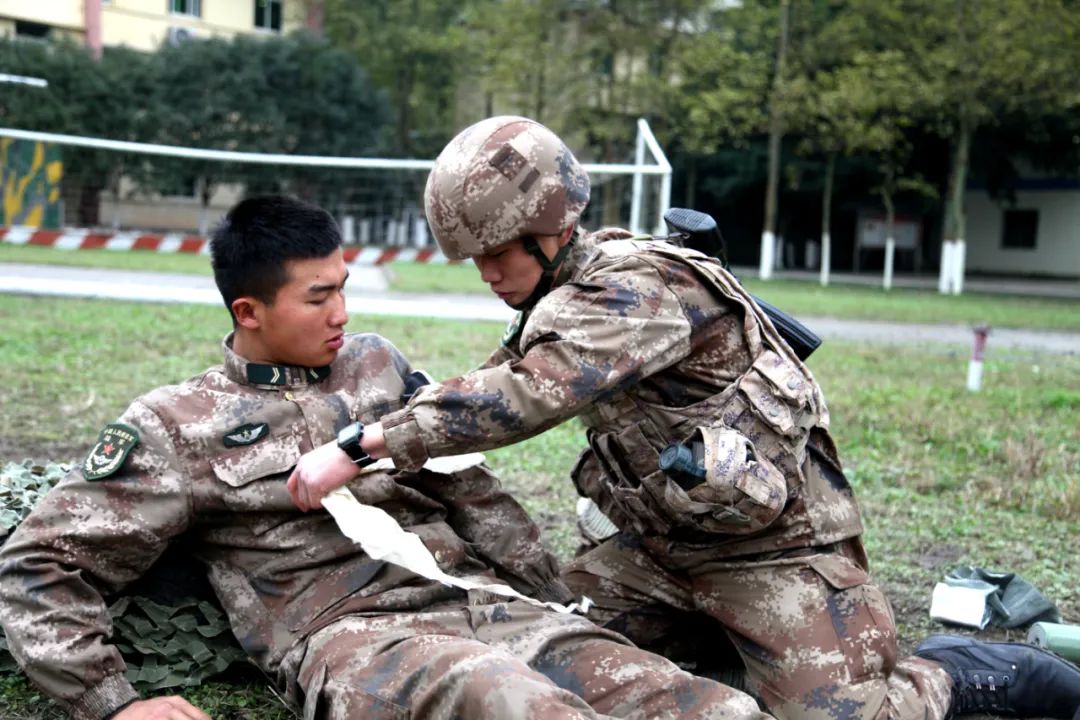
[{"xmin": 1, "ymin": 138, "xmax": 63, "ymax": 228}]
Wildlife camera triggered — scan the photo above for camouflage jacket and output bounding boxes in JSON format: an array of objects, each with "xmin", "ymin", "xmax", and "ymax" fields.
[
  {"xmin": 382, "ymin": 230, "xmax": 863, "ymax": 556},
  {"xmin": 0, "ymin": 334, "xmax": 569, "ymax": 720}
]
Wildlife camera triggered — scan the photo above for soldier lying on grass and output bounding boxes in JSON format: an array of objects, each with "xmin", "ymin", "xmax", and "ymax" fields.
[{"xmin": 0, "ymin": 195, "xmax": 767, "ymax": 720}]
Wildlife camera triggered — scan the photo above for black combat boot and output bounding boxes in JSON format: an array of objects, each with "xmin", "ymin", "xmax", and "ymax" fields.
[{"xmin": 915, "ymin": 634, "xmax": 1080, "ymax": 718}]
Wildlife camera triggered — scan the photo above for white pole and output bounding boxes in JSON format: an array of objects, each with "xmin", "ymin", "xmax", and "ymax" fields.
[
  {"xmin": 883, "ymin": 236, "xmax": 895, "ymax": 291},
  {"xmin": 634, "ymin": 118, "xmax": 673, "ymax": 235},
  {"xmin": 341, "ymin": 215, "xmax": 356, "ymax": 244},
  {"xmin": 759, "ymin": 231, "xmax": 775, "ymax": 280},
  {"xmin": 952, "ymin": 239, "xmax": 966, "ymax": 295},
  {"xmin": 359, "ymin": 219, "xmax": 371, "ymax": 246},
  {"xmin": 967, "ymin": 325, "xmax": 990, "ymax": 391},
  {"xmin": 819, "ymin": 231, "xmax": 831, "ymax": 286},
  {"xmin": 0, "ymin": 127, "xmax": 436, "ymax": 169},
  {"xmin": 938, "ymin": 240, "xmax": 955, "ymax": 294},
  {"xmin": 630, "ymin": 125, "xmax": 646, "ymax": 234},
  {"xmin": 0, "ymin": 74, "xmax": 48, "ymax": 88},
  {"xmin": 413, "ymin": 217, "xmax": 428, "ymax": 248},
  {"xmin": 657, "ymin": 170, "xmax": 672, "ymax": 236}
]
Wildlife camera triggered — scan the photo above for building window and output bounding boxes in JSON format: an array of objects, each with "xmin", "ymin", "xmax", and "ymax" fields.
[
  {"xmin": 1001, "ymin": 209, "xmax": 1038, "ymax": 249},
  {"xmin": 15, "ymin": 20, "xmax": 52, "ymax": 39},
  {"xmin": 255, "ymin": 0, "xmax": 282, "ymax": 31},
  {"xmin": 170, "ymin": 0, "xmax": 201, "ymax": 17}
]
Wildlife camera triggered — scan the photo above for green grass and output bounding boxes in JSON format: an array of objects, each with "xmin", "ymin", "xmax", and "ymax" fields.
[
  {"xmin": 385, "ymin": 260, "xmax": 1080, "ymax": 331},
  {"xmin": 741, "ymin": 278, "xmax": 1080, "ymax": 332},
  {"xmin": 10, "ymin": 243, "xmax": 1079, "ymax": 331},
  {"xmin": 383, "ymin": 260, "xmax": 487, "ymax": 294},
  {"xmin": 0, "ymin": 293, "xmax": 1078, "ymax": 717}
]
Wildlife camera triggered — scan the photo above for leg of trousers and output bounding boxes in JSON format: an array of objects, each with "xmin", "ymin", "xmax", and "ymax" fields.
[
  {"xmin": 563, "ymin": 537, "xmax": 953, "ymax": 720},
  {"xmin": 285, "ymin": 599, "xmax": 769, "ymax": 720}
]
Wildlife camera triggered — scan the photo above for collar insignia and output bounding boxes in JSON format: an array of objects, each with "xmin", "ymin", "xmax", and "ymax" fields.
[
  {"xmin": 246, "ymin": 363, "xmax": 331, "ymax": 386},
  {"xmin": 223, "ymin": 422, "xmax": 270, "ymax": 448},
  {"xmin": 83, "ymin": 423, "xmax": 140, "ymax": 481}
]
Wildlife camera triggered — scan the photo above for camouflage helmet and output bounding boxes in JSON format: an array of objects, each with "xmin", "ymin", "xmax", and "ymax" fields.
[{"xmin": 424, "ymin": 116, "xmax": 591, "ymax": 260}]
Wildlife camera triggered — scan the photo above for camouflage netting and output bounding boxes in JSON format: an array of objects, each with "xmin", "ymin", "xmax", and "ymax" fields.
[{"xmin": 0, "ymin": 460, "xmax": 250, "ymax": 691}]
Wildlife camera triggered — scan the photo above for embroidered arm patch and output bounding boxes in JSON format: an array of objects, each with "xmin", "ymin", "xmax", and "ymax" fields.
[{"xmin": 83, "ymin": 423, "xmax": 140, "ymax": 481}]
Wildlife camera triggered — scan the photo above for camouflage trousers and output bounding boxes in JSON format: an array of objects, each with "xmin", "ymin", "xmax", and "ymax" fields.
[
  {"xmin": 562, "ymin": 536, "xmax": 954, "ymax": 720},
  {"xmin": 279, "ymin": 593, "xmax": 769, "ymax": 720}
]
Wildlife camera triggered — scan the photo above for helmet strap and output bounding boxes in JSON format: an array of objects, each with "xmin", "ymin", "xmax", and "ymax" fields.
[{"xmin": 510, "ymin": 230, "xmax": 576, "ymax": 311}]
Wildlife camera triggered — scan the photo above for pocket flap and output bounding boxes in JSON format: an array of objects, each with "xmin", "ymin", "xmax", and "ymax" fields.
[
  {"xmin": 740, "ymin": 370, "xmax": 796, "ymax": 435},
  {"xmin": 211, "ymin": 433, "xmax": 301, "ymax": 487},
  {"xmin": 810, "ymin": 553, "xmax": 869, "ymax": 591}
]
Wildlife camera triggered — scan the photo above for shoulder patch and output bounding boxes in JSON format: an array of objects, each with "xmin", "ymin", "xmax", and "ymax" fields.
[
  {"xmin": 501, "ymin": 311, "xmax": 524, "ymax": 347},
  {"xmin": 83, "ymin": 423, "xmax": 140, "ymax": 481},
  {"xmin": 222, "ymin": 422, "xmax": 270, "ymax": 447}
]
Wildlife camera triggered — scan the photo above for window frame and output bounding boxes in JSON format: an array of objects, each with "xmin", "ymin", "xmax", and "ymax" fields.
[
  {"xmin": 1000, "ymin": 208, "xmax": 1039, "ymax": 250},
  {"xmin": 169, "ymin": 0, "xmax": 202, "ymax": 18},
  {"xmin": 254, "ymin": 0, "xmax": 283, "ymax": 32}
]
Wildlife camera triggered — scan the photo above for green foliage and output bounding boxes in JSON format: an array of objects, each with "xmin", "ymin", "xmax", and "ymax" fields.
[
  {"xmin": 0, "ymin": 39, "xmax": 160, "ymax": 223},
  {"xmin": 0, "ymin": 465, "xmax": 247, "ymax": 695},
  {"xmin": 0, "ymin": 32, "xmax": 391, "ymax": 226},
  {"xmin": 323, "ymin": 0, "xmax": 472, "ymax": 156},
  {"xmin": 668, "ymin": 4, "xmax": 773, "ymax": 154},
  {"xmin": 110, "ymin": 597, "xmax": 248, "ymax": 692},
  {"xmin": 0, "ymin": 461, "xmax": 67, "ymax": 538}
]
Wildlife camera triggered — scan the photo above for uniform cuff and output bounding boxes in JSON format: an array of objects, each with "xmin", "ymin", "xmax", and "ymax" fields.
[
  {"xmin": 71, "ymin": 673, "xmax": 140, "ymax": 720},
  {"xmin": 534, "ymin": 578, "xmax": 575, "ymax": 605},
  {"xmin": 381, "ymin": 410, "xmax": 429, "ymax": 472}
]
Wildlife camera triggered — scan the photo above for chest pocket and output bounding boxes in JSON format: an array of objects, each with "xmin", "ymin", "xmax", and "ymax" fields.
[{"xmin": 210, "ymin": 433, "xmax": 302, "ymax": 518}]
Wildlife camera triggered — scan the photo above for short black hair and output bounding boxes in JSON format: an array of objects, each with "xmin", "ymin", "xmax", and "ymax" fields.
[{"xmin": 210, "ymin": 195, "xmax": 342, "ymax": 319}]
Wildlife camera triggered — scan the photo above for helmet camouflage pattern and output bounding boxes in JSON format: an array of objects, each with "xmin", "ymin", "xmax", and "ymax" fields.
[{"xmin": 424, "ymin": 116, "xmax": 591, "ymax": 260}]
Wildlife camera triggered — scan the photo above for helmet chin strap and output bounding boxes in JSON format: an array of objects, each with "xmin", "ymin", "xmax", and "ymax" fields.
[{"xmin": 510, "ymin": 231, "xmax": 576, "ymax": 311}]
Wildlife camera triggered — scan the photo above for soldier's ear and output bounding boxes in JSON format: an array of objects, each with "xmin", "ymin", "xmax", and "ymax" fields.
[
  {"xmin": 231, "ymin": 296, "xmax": 262, "ymax": 330},
  {"xmin": 559, "ymin": 223, "xmax": 576, "ymax": 245}
]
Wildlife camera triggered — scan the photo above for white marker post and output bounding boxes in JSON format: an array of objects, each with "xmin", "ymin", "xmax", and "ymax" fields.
[{"xmin": 967, "ymin": 325, "xmax": 991, "ymax": 391}]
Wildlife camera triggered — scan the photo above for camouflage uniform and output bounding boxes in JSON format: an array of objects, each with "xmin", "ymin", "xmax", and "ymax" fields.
[
  {"xmin": 0, "ymin": 333, "xmax": 764, "ymax": 720},
  {"xmin": 378, "ymin": 231, "xmax": 954, "ymax": 720}
]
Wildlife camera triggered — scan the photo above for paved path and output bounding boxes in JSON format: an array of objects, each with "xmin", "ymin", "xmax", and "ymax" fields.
[{"xmin": 2, "ymin": 263, "xmax": 1078, "ymax": 353}]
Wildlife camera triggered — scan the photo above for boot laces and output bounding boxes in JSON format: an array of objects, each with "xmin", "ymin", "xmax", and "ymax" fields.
[{"xmin": 954, "ymin": 669, "xmax": 1012, "ymax": 714}]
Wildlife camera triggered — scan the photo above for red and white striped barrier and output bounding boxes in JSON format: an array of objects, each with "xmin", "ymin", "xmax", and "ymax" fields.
[{"xmin": 0, "ymin": 226, "xmax": 457, "ymax": 266}]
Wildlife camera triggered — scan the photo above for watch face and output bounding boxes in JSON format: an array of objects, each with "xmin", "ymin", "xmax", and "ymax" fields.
[
  {"xmin": 337, "ymin": 422, "xmax": 371, "ymax": 465},
  {"xmin": 337, "ymin": 424, "xmax": 357, "ymax": 446}
]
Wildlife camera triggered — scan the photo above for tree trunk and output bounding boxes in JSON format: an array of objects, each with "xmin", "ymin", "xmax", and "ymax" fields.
[
  {"xmin": 943, "ymin": 117, "xmax": 972, "ymax": 244},
  {"xmin": 760, "ymin": 0, "xmax": 790, "ymax": 281},
  {"xmin": 109, "ymin": 168, "xmax": 122, "ymax": 231},
  {"xmin": 684, "ymin": 156, "xmax": 697, "ymax": 210},
  {"xmin": 197, "ymin": 177, "xmax": 213, "ymax": 236},
  {"xmin": 819, "ymin": 152, "xmax": 835, "ymax": 286},
  {"xmin": 939, "ymin": 117, "xmax": 972, "ymax": 294},
  {"xmin": 534, "ymin": 26, "xmax": 548, "ymax": 121},
  {"xmin": 78, "ymin": 184, "xmax": 101, "ymax": 227},
  {"xmin": 881, "ymin": 178, "xmax": 896, "ymax": 291}
]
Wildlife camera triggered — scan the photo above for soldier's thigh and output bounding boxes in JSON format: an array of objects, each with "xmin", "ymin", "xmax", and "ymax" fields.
[
  {"xmin": 296, "ymin": 609, "xmax": 598, "ymax": 720},
  {"xmin": 562, "ymin": 534, "xmax": 695, "ymax": 634},
  {"xmin": 691, "ymin": 551, "xmax": 899, "ymax": 720},
  {"xmin": 516, "ymin": 610, "xmax": 769, "ymax": 720}
]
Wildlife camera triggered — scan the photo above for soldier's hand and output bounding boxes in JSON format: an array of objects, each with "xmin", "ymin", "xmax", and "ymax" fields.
[
  {"xmin": 113, "ymin": 696, "xmax": 211, "ymax": 719},
  {"xmin": 286, "ymin": 439, "xmax": 361, "ymax": 511}
]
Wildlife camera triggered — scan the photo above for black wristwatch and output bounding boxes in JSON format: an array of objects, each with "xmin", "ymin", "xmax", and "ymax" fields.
[{"xmin": 336, "ymin": 422, "xmax": 376, "ymax": 467}]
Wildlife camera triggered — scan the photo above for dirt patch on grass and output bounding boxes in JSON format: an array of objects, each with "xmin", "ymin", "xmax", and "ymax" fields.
[{"xmin": 0, "ymin": 439, "xmax": 80, "ymax": 467}]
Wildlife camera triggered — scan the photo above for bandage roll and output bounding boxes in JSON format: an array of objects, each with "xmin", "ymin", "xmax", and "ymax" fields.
[{"xmin": 1027, "ymin": 622, "xmax": 1080, "ymax": 663}]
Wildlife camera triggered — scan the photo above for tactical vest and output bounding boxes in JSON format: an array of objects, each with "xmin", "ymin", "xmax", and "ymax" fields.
[{"xmin": 570, "ymin": 239, "xmax": 863, "ymax": 557}]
